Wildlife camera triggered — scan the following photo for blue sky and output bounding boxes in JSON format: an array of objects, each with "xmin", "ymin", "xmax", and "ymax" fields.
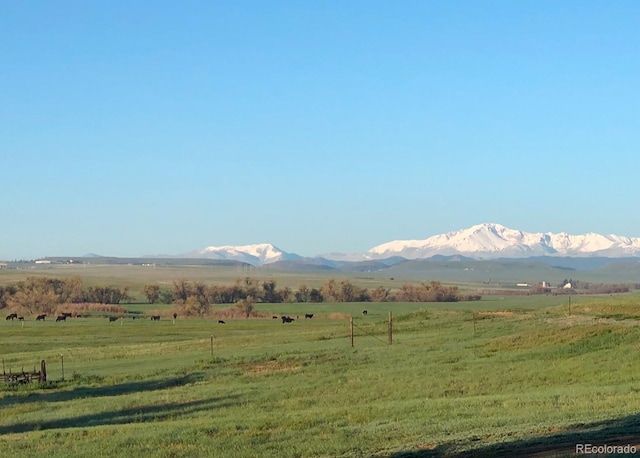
[{"xmin": 2, "ymin": 1, "xmax": 639, "ymax": 260}]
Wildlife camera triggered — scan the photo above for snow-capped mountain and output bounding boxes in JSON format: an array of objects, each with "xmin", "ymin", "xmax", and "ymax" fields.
[
  {"xmin": 365, "ymin": 223, "xmax": 640, "ymax": 260},
  {"xmin": 182, "ymin": 224, "xmax": 640, "ymax": 265},
  {"xmin": 185, "ymin": 243, "xmax": 301, "ymax": 265}
]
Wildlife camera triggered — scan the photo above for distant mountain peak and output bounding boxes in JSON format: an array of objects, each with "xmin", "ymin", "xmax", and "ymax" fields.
[
  {"xmin": 365, "ymin": 223, "xmax": 640, "ymax": 260},
  {"xmin": 185, "ymin": 243, "xmax": 301, "ymax": 265}
]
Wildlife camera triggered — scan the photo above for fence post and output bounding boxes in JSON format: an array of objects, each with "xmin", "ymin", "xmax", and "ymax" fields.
[
  {"xmin": 60, "ymin": 354, "xmax": 64, "ymax": 381},
  {"xmin": 210, "ymin": 335, "xmax": 214, "ymax": 357},
  {"xmin": 349, "ymin": 316, "xmax": 354, "ymax": 348},
  {"xmin": 388, "ymin": 311, "xmax": 393, "ymax": 345}
]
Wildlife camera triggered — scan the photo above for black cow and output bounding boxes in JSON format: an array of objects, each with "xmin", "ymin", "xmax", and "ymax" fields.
[
  {"xmin": 109, "ymin": 316, "xmax": 119, "ymax": 322},
  {"xmin": 173, "ymin": 313, "xmax": 177, "ymax": 320},
  {"xmin": 305, "ymin": 313, "xmax": 313, "ymax": 319},
  {"xmin": 281, "ymin": 316, "xmax": 295, "ymax": 323},
  {"xmin": 18, "ymin": 316, "xmax": 24, "ymax": 321},
  {"xmin": 56, "ymin": 315, "xmax": 67, "ymax": 322},
  {"xmin": 6, "ymin": 313, "xmax": 18, "ymax": 321},
  {"xmin": 62, "ymin": 312, "xmax": 73, "ymax": 318},
  {"xmin": 362, "ymin": 310, "xmax": 368, "ymax": 315},
  {"xmin": 150, "ymin": 315, "xmax": 161, "ymax": 321},
  {"xmin": 36, "ymin": 314, "xmax": 46, "ymax": 321},
  {"xmin": 218, "ymin": 320, "xmax": 225, "ymax": 324},
  {"xmin": 272, "ymin": 316, "xmax": 278, "ymax": 319}
]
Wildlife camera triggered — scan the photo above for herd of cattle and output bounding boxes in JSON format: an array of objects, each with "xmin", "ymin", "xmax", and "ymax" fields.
[
  {"xmin": 5, "ymin": 312, "xmax": 166, "ymax": 322},
  {"xmin": 6, "ymin": 310, "xmax": 370, "ymax": 323},
  {"xmin": 5, "ymin": 312, "xmax": 93, "ymax": 322}
]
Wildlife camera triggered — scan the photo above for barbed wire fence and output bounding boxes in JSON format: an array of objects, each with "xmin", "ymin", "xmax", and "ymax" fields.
[{"xmin": 349, "ymin": 312, "xmax": 393, "ymax": 347}]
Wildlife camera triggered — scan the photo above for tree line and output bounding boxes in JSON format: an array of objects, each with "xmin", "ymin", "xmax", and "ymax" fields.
[
  {"xmin": 0, "ymin": 276, "xmax": 480, "ymax": 316},
  {"xmin": 0, "ymin": 277, "xmax": 130, "ymax": 314},
  {"xmin": 143, "ymin": 277, "xmax": 480, "ymax": 316}
]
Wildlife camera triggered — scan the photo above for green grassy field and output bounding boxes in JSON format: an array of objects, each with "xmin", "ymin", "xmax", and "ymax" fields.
[
  {"xmin": 0, "ymin": 264, "xmax": 371, "ymax": 290},
  {"xmin": 1, "ymin": 292, "xmax": 640, "ymax": 457}
]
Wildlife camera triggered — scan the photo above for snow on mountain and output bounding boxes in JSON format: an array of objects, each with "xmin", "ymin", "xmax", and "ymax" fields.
[
  {"xmin": 186, "ymin": 243, "xmax": 301, "ymax": 265},
  {"xmin": 183, "ymin": 224, "xmax": 640, "ymax": 265},
  {"xmin": 365, "ymin": 223, "xmax": 640, "ymax": 260}
]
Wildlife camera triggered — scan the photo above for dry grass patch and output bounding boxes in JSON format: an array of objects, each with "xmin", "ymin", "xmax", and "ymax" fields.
[
  {"xmin": 477, "ymin": 311, "xmax": 516, "ymax": 318},
  {"xmin": 548, "ymin": 314, "xmax": 597, "ymax": 327},
  {"xmin": 327, "ymin": 312, "xmax": 350, "ymax": 320},
  {"xmin": 241, "ymin": 359, "xmax": 301, "ymax": 376},
  {"xmin": 59, "ymin": 303, "xmax": 127, "ymax": 315},
  {"xmin": 548, "ymin": 314, "xmax": 640, "ymax": 328},
  {"xmin": 211, "ymin": 308, "xmax": 267, "ymax": 320}
]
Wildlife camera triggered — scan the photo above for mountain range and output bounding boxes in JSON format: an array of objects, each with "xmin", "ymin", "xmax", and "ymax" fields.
[
  {"xmin": 184, "ymin": 243, "xmax": 302, "ymax": 265},
  {"xmin": 183, "ymin": 223, "xmax": 640, "ymax": 266}
]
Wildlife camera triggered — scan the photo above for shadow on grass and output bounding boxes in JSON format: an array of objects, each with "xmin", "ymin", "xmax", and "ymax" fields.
[
  {"xmin": 385, "ymin": 413, "xmax": 640, "ymax": 457},
  {"xmin": 0, "ymin": 394, "xmax": 242, "ymax": 434},
  {"xmin": 0, "ymin": 373, "xmax": 205, "ymax": 408}
]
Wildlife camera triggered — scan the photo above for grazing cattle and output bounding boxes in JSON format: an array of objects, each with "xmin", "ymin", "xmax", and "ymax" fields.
[
  {"xmin": 362, "ymin": 310, "xmax": 368, "ymax": 315},
  {"xmin": 36, "ymin": 314, "xmax": 46, "ymax": 321},
  {"xmin": 150, "ymin": 315, "xmax": 161, "ymax": 321},
  {"xmin": 55, "ymin": 315, "xmax": 67, "ymax": 322},
  {"xmin": 6, "ymin": 313, "xmax": 18, "ymax": 321},
  {"xmin": 218, "ymin": 320, "xmax": 226, "ymax": 324},
  {"xmin": 272, "ymin": 316, "xmax": 278, "ymax": 319},
  {"xmin": 281, "ymin": 316, "xmax": 295, "ymax": 323},
  {"xmin": 18, "ymin": 316, "xmax": 24, "ymax": 321},
  {"xmin": 108, "ymin": 316, "xmax": 119, "ymax": 322},
  {"xmin": 62, "ymin": 312, "xmax": 73, "ymax": 318},
  {"xmin": 305, "ymin": 313, "xmax": 314, "ymax": 319},
  {"xmin": 173, "ymin": 313, "xmax": 177, "ymax": 320}
]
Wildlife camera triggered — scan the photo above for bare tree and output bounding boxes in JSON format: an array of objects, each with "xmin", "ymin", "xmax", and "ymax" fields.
[{"xmin": 236, "ymin": 296, "xmax": 255, "ymax": 318}]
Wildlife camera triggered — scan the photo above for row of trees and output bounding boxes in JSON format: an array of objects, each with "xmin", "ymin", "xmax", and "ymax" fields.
[
  {"xmin": 559, "ymin": 279, "xmax": 630, "ymax": 294},
  {"xmin": 141, "ymin": 277, "xmax": 478, "ymax": 316},
  {"xmin": 0, "ymin": 276, "xmax": 479, "ymax": 317},
  {"xmin": 530, "ymin": 279, "xmax": 631, "ymax": 295},
  {"xmin": 0, "ymin": 277, "xmax": 130, "ymax": 314}
]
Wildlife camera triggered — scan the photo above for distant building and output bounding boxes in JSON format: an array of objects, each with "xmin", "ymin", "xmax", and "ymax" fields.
[
  {"xmin": 34, "ymin": 260, "xmax": 51, "ymax": 264},
  {"xmin": 563, "ymin": 282, "xmax": 572, "ymax": 289}
]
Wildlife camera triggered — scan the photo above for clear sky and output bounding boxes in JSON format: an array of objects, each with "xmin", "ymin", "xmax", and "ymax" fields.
[{"xmin": 2, "ymin": 1, "xmax": 639, "ymax": 260}]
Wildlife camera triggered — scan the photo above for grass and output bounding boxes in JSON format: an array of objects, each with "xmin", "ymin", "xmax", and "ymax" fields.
[
  {"xmin": 1, "ymin": 294, "xmax": 640, "ymax": 457},
  {"xmin": 0, "ymin": 264, "xmax": 386, "ymax": 291}
]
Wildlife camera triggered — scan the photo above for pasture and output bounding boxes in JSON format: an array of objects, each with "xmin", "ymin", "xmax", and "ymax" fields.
[{"xmin": 2, "ymin": 294, "xmax": 640, "ymax": 457}]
